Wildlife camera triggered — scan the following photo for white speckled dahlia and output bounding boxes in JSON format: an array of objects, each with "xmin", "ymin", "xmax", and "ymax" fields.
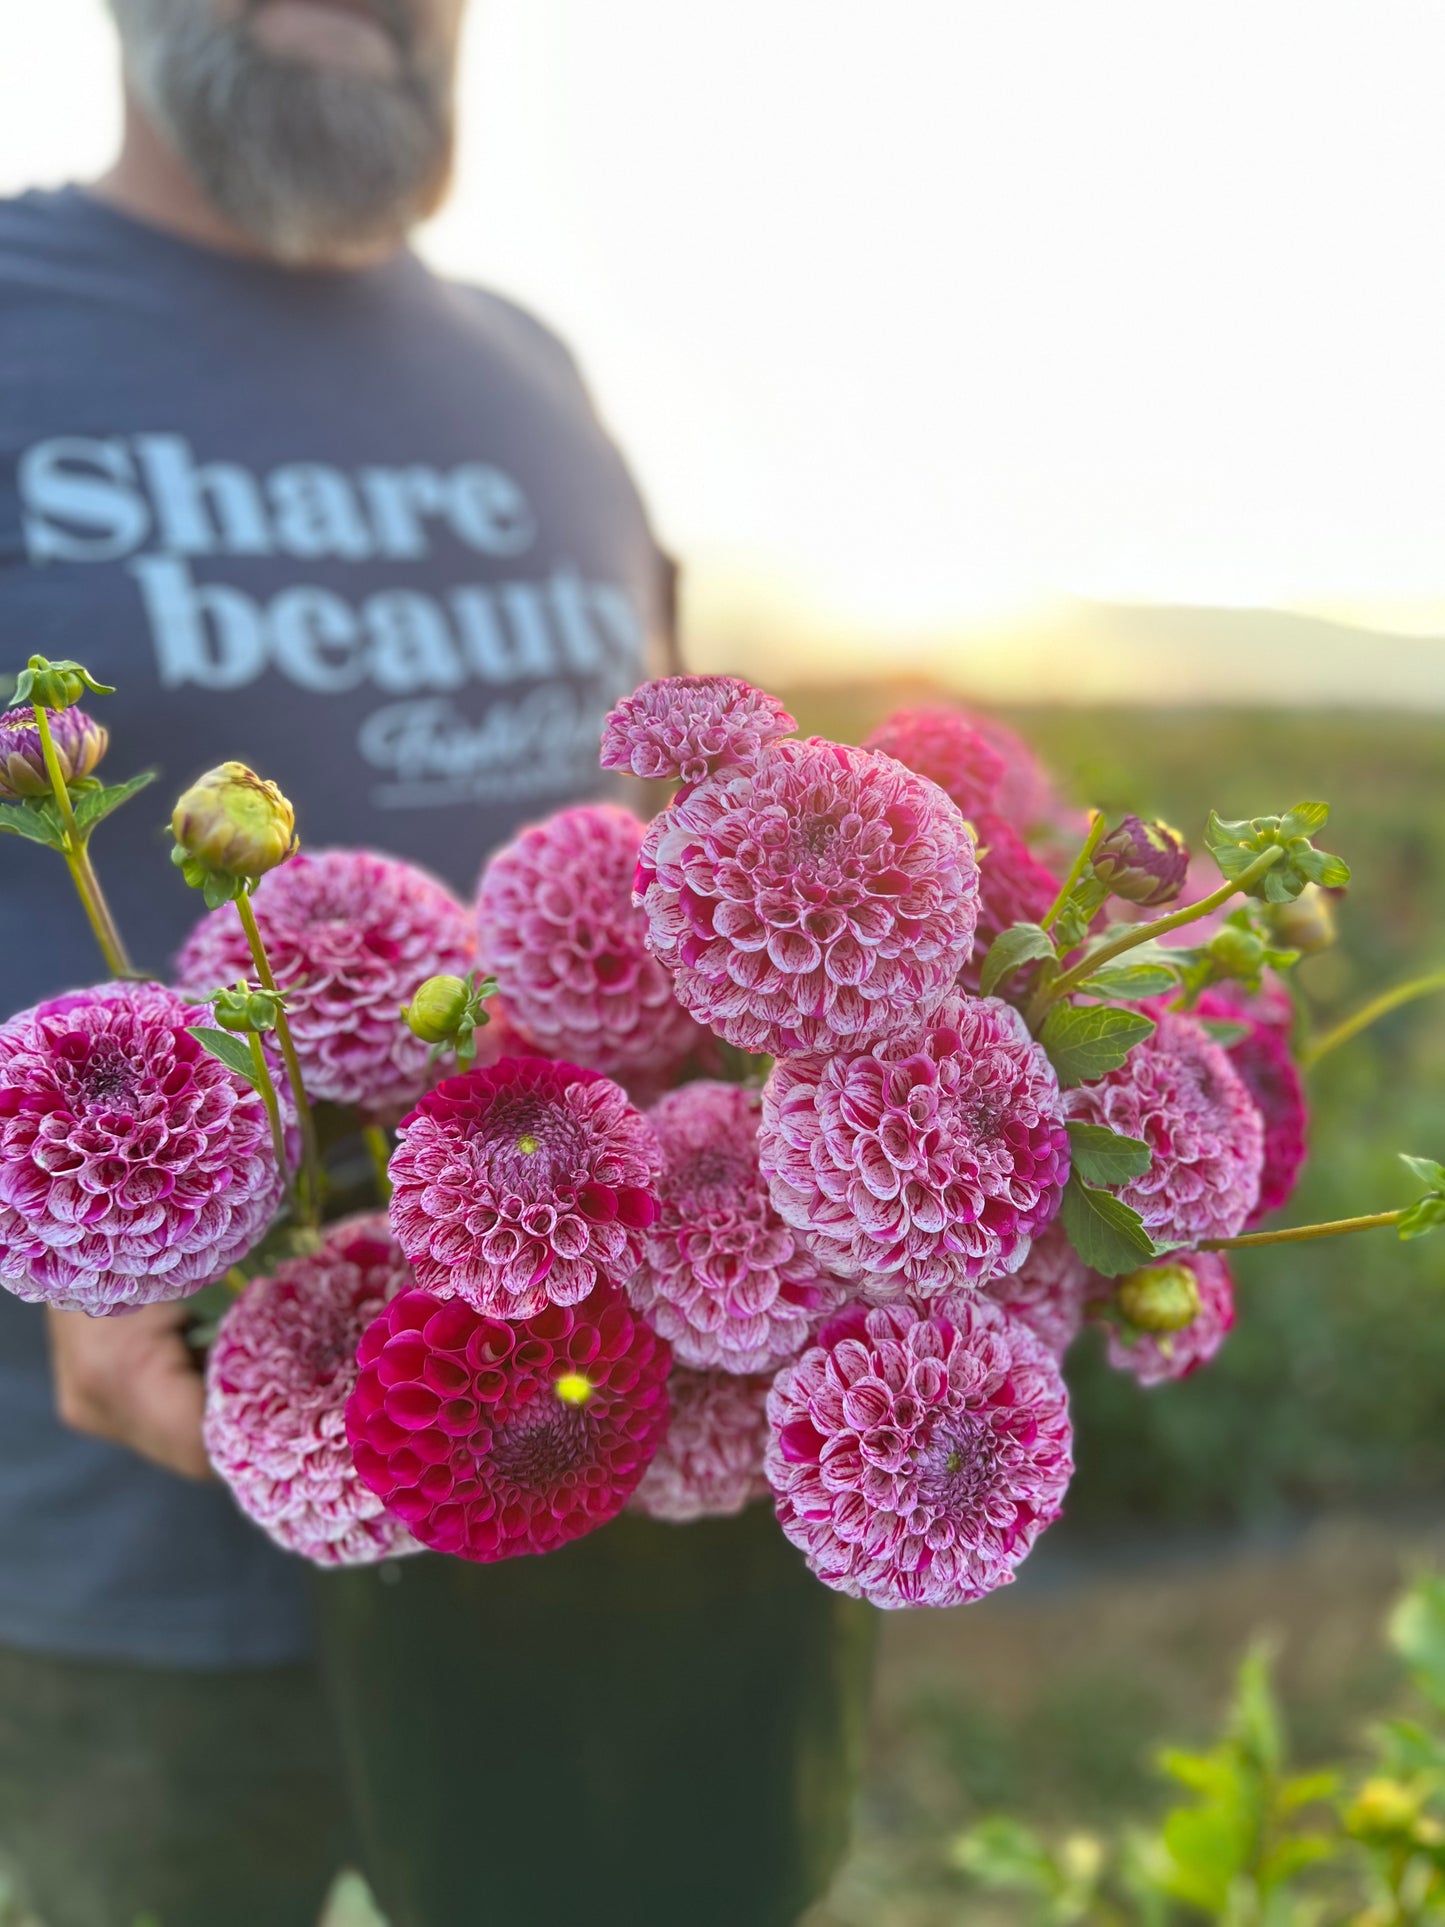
[
  {"xmin": 1064, "ymin": 1011, "xmax": 1264, "ymax": 1245},
  {"xmin": 627, "ymin": 1081, "xmax": 850, "ymax": 1373},
  {"xmin": 0, "ymin": 982, "xmax": 290, "ymax": 1315},
  {"xmin": 204, "ymin": 1215, "xmax": 419, "ymax": 1566},
  {"xmin": 765, "ymin": 1296, "xmax": 1073, "ymax": 1608},
  {"xmin": 981, "ymin": 1220, "xmax": 1090, "ymax": 1358},
  {"xmin": 476, "ymin": 805, "xmax": 703, "ymax": 1079},
  {"xmin": 760, "ymin": 994, "xmax": 1070, "ymax": 1299},
  {"xmin": 387, "ymin": 1056, "xmax": 663, "ymax": 1320},
  {"xmin": 175, "ymin": 849, "xmax": 474, "ymax": 1116},
  {"xmin": 631, "ymin": 1367, "xmax": 773, "ymax": 1522},
  {"xmin": 600, "ymin": 675, "xmax": 796, "ymax": 789},
  {"xmin": 636, "ymin": 737, "xmax": 980, "ymax": 1056}
]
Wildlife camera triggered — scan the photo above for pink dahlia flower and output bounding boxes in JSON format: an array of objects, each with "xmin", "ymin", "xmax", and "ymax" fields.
[
  {"xmin": 637, "ymin": 737, "xmax": 980, "ymax": 1056},
  {"xmin": 476, "ymin": 805, "xmax": 703, "ymax": 1079},
  {"xmin": 965, "ymin": 711, "xmax": 1064, "ymax": 834},
  {"xmin": 1064, "ymin": 1011, "xmax": 1263, "ymax": 1245},
  {"xmin": 962, "ymin": 813, "xmax": 1061, "ymax": 993},
  {"xmin": 761, "ymin": 994, "xmax": 1069, "ymax": 1298},
  {"xmin": 766, "ymin": 1296, "xmax": 1073, "ymax": 1609},
  {"xmin": 346, "ymin": 1280, "xmax": 671, "ymax": 1561},
  {"xmin": 387, "ymin": 1056, "xmax": 662, "ymax": 1320},
  {"xmin": 176, "ymin": 849, "xmax": 474, "ymax": 1117},
  {"xmin": 1102, "ymin": 1250, "xmax": 1235, "ymax": 1387},
  {"xmin": 0, "ymin": 704, "xmax": 107, "ymax": 801},
  {"xmin": 0, "ymin": 982, "xmax": 290, "ymax": 1315},
  {"xmin": 631, "ymin": 1366, "xmax": 772, "ymax": 1522},
  {"xmin": 981, "ymin": 1220, "xmax": 1090, "ymax": 1358},
  {"xmin": 862, "ymin": 707, "xmax": 1006, "ymax": 820},
  {"xmin": 204, "ymin": 1215, "xmax": 419, "ymax": 1566},
  {"xmin": 600, "ymin": 675, "xmax": 796, "ymax": 789},
  {"xmin": 1196, "ymin": 991, "xmax": 1307, "ymax": 1225},
  {"xmin": 628, "ymin": 1082, "xmax": 850, "ymax": 1373}
]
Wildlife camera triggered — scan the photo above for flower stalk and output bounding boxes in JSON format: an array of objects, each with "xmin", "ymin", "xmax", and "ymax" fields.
[
  {"xmin": 32, "ymin": 702, "xmax": 135, "ymax": 979},
  {"xmin": 363, "ymin": 1125, "xmax": 393, "ymax": 1205},
  {"xmin": 234, "ymin": 891, "xmax": 323, "ymax": 1226},
  {"xmin": 1302, "ymin": 968, "xmax": 1445, "ymax": 1070},
  {"xmin": 1040, "ymin": 810, "xmax": 1105, "ymax": 933},
  {"xmin": 1200, "ymin": 1209, "xmax": 1404, "ymax": 1251}
]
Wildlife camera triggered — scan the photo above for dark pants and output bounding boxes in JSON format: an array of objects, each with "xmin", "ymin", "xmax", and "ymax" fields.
[{"xmin": 0, "ymin": 1644, "xmax": 349, "ymax": 1927}]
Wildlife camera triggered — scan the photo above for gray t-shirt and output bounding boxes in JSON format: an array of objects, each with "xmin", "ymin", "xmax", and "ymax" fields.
[{"xmin": 0, "ymin": 187, "xmax": 667, "ymax": 1666}]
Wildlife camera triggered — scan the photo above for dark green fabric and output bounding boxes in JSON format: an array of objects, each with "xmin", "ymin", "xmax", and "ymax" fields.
[{"xmin": 0, "ymin": 1644, "xmax": 347, "ymax": 1927}]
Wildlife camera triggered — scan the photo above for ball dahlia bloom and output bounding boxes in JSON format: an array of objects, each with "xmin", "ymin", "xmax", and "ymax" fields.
[
  {"xmin": 175, "ymin": 849, "xmax": 475, "ymax": 1117},
  {"xmin": 862, "ymin": 707, "xmax": 1006, "ymax": 821},
  {"xmin": 1064, "ymin": 1011, "xmax": 1263, "ymax": 1245},
  {"xmin": 387, "ymin": 1057, "xmax": 662, "ymax": 1320},
  {"xmin": 981, "ymin": 1220, "xmax": 1090, "ymax": 1358},
  {"xmin": 476, "ymin": 805, "xmax": 703, "ymax": 1079},
  {"xmin": 204, "ymin": 1215, "xmax": 419, "ymax": 1566},
  {"xmin": 346, "ymin": 1280, "xmax": 671, "ymax": 1561},
  {"xmin": 760, "ymin": 994, "xmax": 1069, "ymax": 1298},
  {"xmin": 962, "ymin": 813, "xmax": 1061, "ymax": 992},
  {"xmin": 627, "ymin": 1082, "xmax": 850, "ymax": 1373},
  {"xmin": 0, "ymin": 982, "xmax": 290, "ymax": 1315},
  {"xmin": 631, "ymin": 1367, "xmax": 772, "ymax": 1523},
  {"xmin": 765, "ymin": 1296, "xmax": 1073, "ymax": 1609},
  {"xmin": 1196, "ymin": 991, "xmax": 1307, "ymax": 1225},
  {"xmin": 637, "ymin": 737, "xmax": 980, "ymax": 1056},
  {"xmin": 0, "ymin": 703, "xmax": 107, "ymax": 801},
  {"xmin": 1101, "ymin": 1250, "xmax": 1235, "ymax": 1387},
  {"xmin": 600, "ymin": 674, "xmax": 795, "ymax": 789}
]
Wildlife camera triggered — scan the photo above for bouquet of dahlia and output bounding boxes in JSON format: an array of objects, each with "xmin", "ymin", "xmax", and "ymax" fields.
[{"xmin": 3, "ymin": 655, "xmax": 1442, "ymax": 1610}]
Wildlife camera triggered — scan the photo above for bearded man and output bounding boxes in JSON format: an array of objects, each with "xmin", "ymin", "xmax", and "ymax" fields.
[{"xmin": 0, "ymin": 6, "xmax": 672, "ymax": 1921}]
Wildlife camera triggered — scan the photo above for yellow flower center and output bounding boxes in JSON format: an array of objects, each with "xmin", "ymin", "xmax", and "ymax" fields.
[{"xmin": 554, "ymin": 1373, "xmax": 593, "ymax": 1407}]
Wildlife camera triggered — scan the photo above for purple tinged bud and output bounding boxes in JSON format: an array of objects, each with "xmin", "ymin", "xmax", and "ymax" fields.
[
  {"xmin": 171, "ymin": 762, "xmax": 297, "ymax": 881},
  {"xmin": 0, "ymin": 705, "xmax": 108, "ymax": 802},
  {"xmin": 1093, "ymin": 814, "xmax": 1190, "ymax": 906}
]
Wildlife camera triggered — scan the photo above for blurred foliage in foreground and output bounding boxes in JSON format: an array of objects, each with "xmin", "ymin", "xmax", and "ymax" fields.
[
  {"xmin": 951, "ymin": 1568, "xmax": 1445, "ymax": 1925},
  {"xmin": 786, "ymin": 692, "xmax": 1445, "ymax": 1528}
]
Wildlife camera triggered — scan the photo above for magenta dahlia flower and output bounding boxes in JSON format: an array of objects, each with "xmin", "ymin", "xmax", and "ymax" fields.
[
  {"xmin": 631, "ymin": 1366, "xmax": 772, "ymax": 1522},
  {"xmin": 1101, "ymin": 1250, "xmax": 1235, "ymax": 1386},
  {"xmin": 0, "ymin": 704, "xmax": 107, "ymax": 801},
  {"xmin": 346, "ymin": 1280, "xmax": 671, "ymax": 1561},
  {"xmin": 0, "ymin": 982, "xmax": 290, "ymax": 1315},
  {"xmin": 387, "ymin": 1056, "xmax": 662, "ymax": 1320},
  {"xmin": 637, "ymin": 737, "xmax": 980, "ymax": 1055},
  {"xmin": 1065, "ymin": 1011, "xmax": 1263, "ymax": 1245},
  {"xmin": 765, "ymin": 1295, "xmax": 1073, "ymax": 1608},
  {"xmin": 981, "ymin": 1220, "xmax": 1090, "ymax": 1358},
  {"xmin": 962, "ymin": 813, "xmax": 1061, "ymax": 992},
  {"xmin": 1196, "ymin": 991, "xmax": 1306, "ymax": 1224},
  {"xmin": 600, "ymin": 675, "xmax": 796, "ymax": 789},
  {"xmin": 862, "ymin": 707, "xmax": 1006, "ymax": 821},
  {"xmin": 627, "ymin": 1082, "xmax": 850, "ymax": 1373},
  {"xmin": 965, "ymin": 711, "xmax": 1062, "ymax": 833},
  {"xmin": 476, "ymin": 805, "xmax": 703, "ymax": 1079},
  {"xmin": 176, "ymin": 849, "xmax": 474, "ymax": 1117},
  {"xmin": 761, "ymin": 994, "xmax": 1069, "ymax": 1298},
  {"xmin": 204, "ymin": 1215, "xmax": 419, "ymax": 1566}
]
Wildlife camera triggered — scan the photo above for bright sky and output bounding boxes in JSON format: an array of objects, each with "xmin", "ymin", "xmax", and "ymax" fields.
[{"xmin": 6, "ymin": 0, "xmax": 1445, "ymax": 696}]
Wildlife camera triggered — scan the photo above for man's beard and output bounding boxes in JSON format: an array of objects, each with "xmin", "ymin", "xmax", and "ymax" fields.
[{"xmin": 108, "ymin": 0, "xmax": 456, "ymax": 263}]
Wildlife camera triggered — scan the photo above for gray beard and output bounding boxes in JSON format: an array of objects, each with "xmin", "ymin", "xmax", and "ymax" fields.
[{"xmin": 108, "ymin": 0, "xmax": 455, "ymax": 262}]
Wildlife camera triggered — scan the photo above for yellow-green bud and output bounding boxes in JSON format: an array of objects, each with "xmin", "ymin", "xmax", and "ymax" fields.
[
  {"xmin": 1206, "ymin": 924, "xmax": 1265, "ymax": 979},
  {"xmin": 1268, "ymin": 884, "xmax": 1336, "ymax": 956},
  {"xmin": 1115, "ymin": 1262, "xmax": 1201, "ymax": 1334},
  {"xmin": 1346, "ymin": 1777, "xmax": 1421, "ymax": 1841},
  {"xmin": 401, "ymin": 974, "xmax": 471, "ymax": 1045},
  {"xmin": 171, "ymin": 762, "xmax": 297, "ymax": 881},
  {"xmin": 12, "ymin": 655, "xmax": 114, "ymax": 713},
  {"xmin": 211, "ymin": 986, "xmax": 284, "ymax": 1034}
]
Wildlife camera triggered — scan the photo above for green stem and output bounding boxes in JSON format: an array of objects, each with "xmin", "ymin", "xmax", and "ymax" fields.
[
  {"xmin": 1032, "ymin": 845, "xmax": 1287, "ymax": 1022},
  {"xmin": 1200, "ymin": 1209, "xmax": 1403, "ymax": 1251},
  {"xmin": 235, "ymin": 890, "xmax": 323, "ymax": 1227},
  {"xmin": 225, "ymin": 1267, "xmax": 250, "ymax": 1295},
  {"xmin": 363, "ymin": 1125, "xmax": 393, "ymax": 1205},
  {"xmin": 245, "ymin": 1026, "xmax": 295, "ymax": 1213},
  {"xmin": 1301, "ymin": 968, "xmax": 1445, "ymax": 1069},
  {"xmin": 34, "ymin": 703, "xmax": 135, "ymax": 978},
  {"xmin": 1040, "ymin": 810, "xmax": 1106, "ymax": 933}
]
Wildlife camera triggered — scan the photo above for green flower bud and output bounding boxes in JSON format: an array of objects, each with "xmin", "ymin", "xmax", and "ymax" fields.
[
  {"xmin": 1115, "ymin": 1262, "xmax": 1201, "ymax": 1334},
  {"xmin": 171, "ymin": 762, "xmax": 297, "ymax": 884},
  {"xmin": 12, "ymin": 655, "xmax": 115, "ymax": 712},
  {"xmin": 211, "ymin": 986, "xmax": 284, "ymax": 1034},
  {"xmin": 401, "ymin": 974, "xmax": 472, "ymax": 1045},
  {"xmin": 1206, "ymin": 923, "xmax": 1265, "ymax": 980},
  {"xmin": 1267, "ymin": 884, "xmax": 1336, "ymax": 956},
  {"xmin": 1346, "ymin": 1777, "xmax": 1422, "ymax": 1842}
]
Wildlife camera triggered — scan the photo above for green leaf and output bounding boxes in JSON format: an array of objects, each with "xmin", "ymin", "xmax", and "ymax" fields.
[
  {"xmin": 948, "ymin": 1817, "xmax": 1059, "ymax": 1894},
  {"xmin": 1399, "ymin": 1153, "xmax": 1445, "ymax": 1192},
  {"xmin": 1060, "ymin": 1173, "xmax": 1158, "ymax": 1277},
  {"xmin": 187, "ymin": 1026, "xmax": 261, "ymax": 1092},
  {"xmin": 1390, "ymin": 1575, "xmax": 1445, "ymax": 1711},
  {"xmin": 1066, "ymin": 1121, "xmax": 1152, "ymax": 1186},
  {"xmin": 0, "ymin": 797, "xmax": 67, "ymax": 849},
  {"xmin": 70, "ymin": 769, "xmax": 157, "ymax": 837},
  {"xmin": 1278, "ymin": 801, "xmax": 1331, "ymax": 838},
  {"xmin": 1041, "ymin": 1004, "xmax": 1156, "ymax": 1089},
  {"xmin": 1398, "ymin": 1197, "xmax": 1445, "ymax": 1241},
  {"xmin": 1076, "ymin": 960, "xmax": 1179, "ymax": 1000},
  {"xmin": 1204, "ymin": 805, "xmax": 1350, "ymax": 904},
  {"xmin": 1199, "ymin": 1018, "xmax": 1251, "ymax": 1050},
  {"xmin": 978, "ymin": 922, "xmax": 1056, "ymax": 998}
]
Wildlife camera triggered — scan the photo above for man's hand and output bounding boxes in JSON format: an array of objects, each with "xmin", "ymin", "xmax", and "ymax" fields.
[{"xmin": 47, "ymin": 1302, "xmax": 213, "ymax": 1481}]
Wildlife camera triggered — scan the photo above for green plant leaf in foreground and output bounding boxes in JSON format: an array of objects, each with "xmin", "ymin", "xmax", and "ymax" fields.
[
  {"xmin": 1059, "ymin": 1172, "xmax": 1157, "ymax": 1277},
  {"xmin": 187, "ymin": 1026, "xmax": 262, "ymax": 1092},
  {"xmin": 979, "ymin": 921, "xmax": 1057, "ymax": 998},
  {"xmin": 1065, "ymin": 1120, "xmax": 1152, "ymax": 1188},
  {"xmin": 1041, "ymin": 1004, "xmax": 1156, "ymax": 1089},
  {"xmin": 69, "ymin": 768, "xmax": 157, "ymax": 837}
]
